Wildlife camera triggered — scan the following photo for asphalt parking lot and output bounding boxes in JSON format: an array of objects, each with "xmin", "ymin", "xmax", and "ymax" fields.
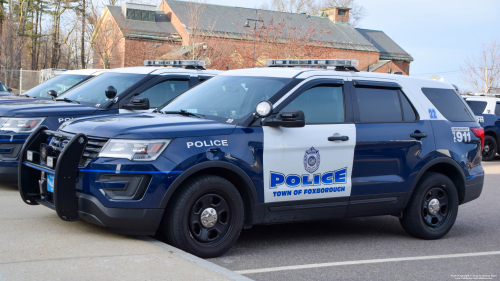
[
  {"xmin": 207, "ymin": 159, "xmax": 500, "ymax": 281},
  {"xmin": 1, "ymin": 160, "xmax": 499, "ymax": 281}
]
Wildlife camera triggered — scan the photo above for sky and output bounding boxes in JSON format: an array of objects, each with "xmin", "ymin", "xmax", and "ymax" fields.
[{"xmin": 201, "ymin": 0, "xmax": 500, "ymax": 91}]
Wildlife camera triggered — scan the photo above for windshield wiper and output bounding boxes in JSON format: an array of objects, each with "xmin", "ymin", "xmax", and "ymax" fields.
[
  {"xmin": 22, "ymin": 94, "xmax": 36, "ymax": 98},
  {"xmin": 55, "ymin": 98, "xmax": 80, "ymax": 104},
  {"xmin": 162, "ymin": 110, "xmax": 205, "ymax": 119}
]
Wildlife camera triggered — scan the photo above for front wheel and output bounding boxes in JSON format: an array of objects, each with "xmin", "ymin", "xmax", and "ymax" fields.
[
  {"xmin": 159, "ymin": 175, "xmax": 244, "ymax": 258},
  {"xmin": 482, "ymin": 135, "xmax": 497, "ymax": 161},
  {"xmin": 400, "ymin": 172, "xmax": 459, "ymax": 240}
]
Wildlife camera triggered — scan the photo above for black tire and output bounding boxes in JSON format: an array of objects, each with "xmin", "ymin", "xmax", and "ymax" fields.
[
  {"xmin": 399, "ymin": 172, "xmax": 459, "ymax": 240},
  {"xmin": 159, "ymin": 175, "xmax": 244, "ymax": 258},
  {"xmin": 482, "ymin": 135, "xmax": 497, "ymax": 161}
]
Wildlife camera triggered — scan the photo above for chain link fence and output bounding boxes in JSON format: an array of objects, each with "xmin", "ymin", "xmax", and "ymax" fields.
[{"xmin": 0, "ymin": 69, "xmax": 66, "ymax": 95}]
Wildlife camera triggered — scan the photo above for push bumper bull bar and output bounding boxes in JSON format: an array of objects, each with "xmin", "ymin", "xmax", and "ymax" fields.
[{"xmin": 19, "ymin": 126, "xmax": 88, "ymax": 221}]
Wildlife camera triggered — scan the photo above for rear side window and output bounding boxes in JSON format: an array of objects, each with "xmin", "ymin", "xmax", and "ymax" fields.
[
  {"xmin": 495, "ymin": 104, "xmax": 500, "ymax": 116},
  {"xmin": 355, "ymin": 87, "xmax": 417, "ymax": 123},
  {"xmin": 422, "ymin": 88, "xmax": 474, "ymax": 121},
  {"xmin": 465, "ymin": 100, "xmax": 487, "ymax": 114}
]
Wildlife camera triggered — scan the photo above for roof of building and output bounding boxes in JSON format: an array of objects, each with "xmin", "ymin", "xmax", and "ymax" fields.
[
  {"xmin": 165, "ymin": 0, "xmax": 379, "ymax": 52},
  {"xmin": 356, "ymin": 28, "xmax": 413, "ymax": 61},
  {"xmin": 361, "ymin": 59, "xmax": 390, "ymax": 72},
  {"xmin": 106, "ymin": 5, "xmax": 180, "ymax": 40}
]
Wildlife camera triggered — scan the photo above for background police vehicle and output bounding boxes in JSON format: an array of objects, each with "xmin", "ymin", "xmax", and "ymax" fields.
[
  {"xmin": 0, "ymin": 69, "xmax": 103, "ymax": 104},
  {"xmin": 1, "ymin": 61, "xmax": 219, "ymax": 182},
  {"xmin": 0, "ymin": 81, "xmax": 14, "ymax": 96},
  {"xmin": 465, "ymin": 96, "xmax": 500, "ymax": 161},
  {"xmin": 19, "ymin": 59, "xmax": 484, "ymax": 258}
]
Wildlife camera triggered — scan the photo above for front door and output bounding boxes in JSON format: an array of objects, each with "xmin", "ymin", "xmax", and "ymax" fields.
[
  {"xmin": 263, "ymin": 78, "xmax": 355, "ymax": 215},
  {"xmin": 120, "ymin": 76, "xmax": 191, "ymax": 113}
]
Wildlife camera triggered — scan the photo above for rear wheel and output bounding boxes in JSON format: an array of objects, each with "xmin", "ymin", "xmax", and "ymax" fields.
[
  {"xmin": 482, "ymin": 135, "xmax": 497, "ymax": 161},
  {"xmin": 159, "ymin": 175, "xmax": 244, "ymax": 258},
  {"xmin": 400, "ymin": 172, "xmax": 459, "ymax": 240}
]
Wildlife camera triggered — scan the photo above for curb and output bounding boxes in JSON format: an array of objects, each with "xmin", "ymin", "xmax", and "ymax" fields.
[{"xmin": 139, "ymin": 236, "xmax": 253, "ymax": 281}]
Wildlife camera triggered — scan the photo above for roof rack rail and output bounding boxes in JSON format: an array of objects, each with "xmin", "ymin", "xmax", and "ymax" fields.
[
  {"xmin": 266, "ymin": 59, "xmax": 359, "ymax": 71},
  {"xmin": 143, "ymin": 60, "xmax": 206, "ymax": 70}
]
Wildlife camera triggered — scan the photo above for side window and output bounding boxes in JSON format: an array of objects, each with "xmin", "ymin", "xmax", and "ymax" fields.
[
  {"xmin": 465, "ymin": 100, "xmax": 487, "ymax": 115},
  {"xmin": 421, "ymin": 88, "xmax": 474, "ymax": 122},
  {"xmin": 282, "ymin": 85, "xmax": 344, "ymax": 124},
  {"xmin": 135, "ymin": 79, "xmax": 190, "ymax": 108},
  {"xmin": 400, "ymin": 92, "xmax": 417, "ymax": 121},
  {"xmin": 495, "ymin": 104, "xmax": 500, "ymax": 116},
  {"xmin": 355, "ymin": 87, "xmax": 402, "ymax": 123}
]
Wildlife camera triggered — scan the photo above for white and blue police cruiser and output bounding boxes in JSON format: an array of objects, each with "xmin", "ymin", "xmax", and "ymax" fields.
[{"xmin": 19, "ymin": 59, "xmax": 484, "ymax": 258}]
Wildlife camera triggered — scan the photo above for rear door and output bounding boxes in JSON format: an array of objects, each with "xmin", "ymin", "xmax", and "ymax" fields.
[
  {"xmin": 345, "ymin": 79, "xmax": 435, "ymax": 217},
  {"xmin": 263, "ymin": 77, "xmax": 355, "ymax": 220}
]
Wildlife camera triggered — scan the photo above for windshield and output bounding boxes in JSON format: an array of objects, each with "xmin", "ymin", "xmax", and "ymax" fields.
[
  {"xmin": 160, "ymin": 76, "xmax": 291, "ymax": 122},
  {"xmin": 0, "ymin": 82, "xmax": 6, "ymax": 92},
  {"xmin": 58, "ymin": 72, "xmax": 147, "ymax": 106},
  {"xmin": 22, "ymin": 74, "xmax": 89, "ymax": 99}
]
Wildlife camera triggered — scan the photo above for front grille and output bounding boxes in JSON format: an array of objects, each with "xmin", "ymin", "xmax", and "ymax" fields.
[{"xmin": 49, "ymin": 133, "xmax": 108, "ymax": 168}]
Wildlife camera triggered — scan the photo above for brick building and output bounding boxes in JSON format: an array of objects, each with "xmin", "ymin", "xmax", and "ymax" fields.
[{"xmin": 92, "ymin": 0, "xmax": 413, "ymax": 74}]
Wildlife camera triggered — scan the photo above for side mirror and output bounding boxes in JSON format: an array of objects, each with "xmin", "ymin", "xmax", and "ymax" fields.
[
  {"xmin": 122, "ymin": 97, "xmax": 150, "ymax": 110},
  {"xmin": 262, "ymin": 109, "xmax": 305, "ymax": 128},
  {"xmin": 47, "ymin": 90, "xmax": 58, "ymax": 98},
  {"xmin": 7, "ymin": 88, "xmax": 12, "ymax": 92},
  {"xmin": 105, "ymin": 86, "xmax": 117, "ymax": 99}
]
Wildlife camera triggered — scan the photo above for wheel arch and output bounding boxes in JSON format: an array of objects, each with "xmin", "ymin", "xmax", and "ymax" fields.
[
  {"xmin": 159, "ymin": 161, "xmax": 262, "ymax": 227},
  {"xmin": 403, "ymin": 158, "xmax": 467, "ymax": 208}
]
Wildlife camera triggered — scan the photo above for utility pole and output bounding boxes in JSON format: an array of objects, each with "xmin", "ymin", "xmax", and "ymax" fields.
[
  {"xmin": 81, "ymin": 0, "xmax": 86, "ymax": 69},
  {"xmin": 244, "ymin": 10, "xmax": 264, "ymax": 66},
  {"xmin": 485, "ymin": 67, "xmax": 489, "ymax": 93}
]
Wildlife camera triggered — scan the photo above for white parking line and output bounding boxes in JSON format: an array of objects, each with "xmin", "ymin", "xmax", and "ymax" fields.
[{"xmin": 235, "ymin": 251, "xmax": 500, "ymax": 275}]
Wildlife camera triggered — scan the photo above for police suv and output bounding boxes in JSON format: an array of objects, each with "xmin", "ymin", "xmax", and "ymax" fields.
[
  {"xmin": 0, "ymin": 81, "xmax": 14, "ymax": 96},
  {"xmin": 19, "ymin": 59, "xmax": 484, "ymax": 258},
  {"xmin": 465, "ymin": 97, "xmax": 500, "ymax": 161},
  {"xmin": 0, "ymin": 69, "xmax": 103, "ymax": 104},
  {"xmin": 1, "ymin": 61, "xmax": 219, "ymax": 182}
]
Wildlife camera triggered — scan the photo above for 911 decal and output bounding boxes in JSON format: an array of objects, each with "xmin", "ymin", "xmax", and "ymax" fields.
[{"xmin": 452, "ymin": 127, "xmax": 471, "ymax": 143}]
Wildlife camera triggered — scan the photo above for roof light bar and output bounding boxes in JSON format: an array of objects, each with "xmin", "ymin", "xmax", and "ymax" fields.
[
  {"xmin": 143, "ymin": 60, "xmax": 206, "ymax": 67},
  {"xmin": 266, "ymin": 59, "xmax": 359, "ymax": 68}
]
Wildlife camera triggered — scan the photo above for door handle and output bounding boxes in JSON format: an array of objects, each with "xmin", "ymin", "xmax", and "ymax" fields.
[
  {"xmin": 328, "ymin": 136, "xmax": 349, "ymax": 141},
  {"xmin": 410, "ymin": 132, "xmax": 427, "ymax": 139}
]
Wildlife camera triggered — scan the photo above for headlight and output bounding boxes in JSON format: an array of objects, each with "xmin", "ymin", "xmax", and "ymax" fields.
[
  {"xmin": 98, "ymin": 139, "xmax": 171, "ymax": 161},
  {"xmin": 0, "ymin": 117, "xmax": 45, "ymax": 133}
]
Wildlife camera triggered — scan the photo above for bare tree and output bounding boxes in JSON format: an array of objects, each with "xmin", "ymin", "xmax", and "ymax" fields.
[
  {"xmin": 89, "ymin": 5, "xmax": 124, "ymax": 68},
  {"xmin": 260, "ymin": 0, "xmax": 366, "ymax": 26},
  {"xmin": 461, "ymin": 40, "xmax": 500, "ymax": 93}
]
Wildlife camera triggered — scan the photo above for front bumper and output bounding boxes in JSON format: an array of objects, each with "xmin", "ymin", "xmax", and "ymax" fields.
[
  {"xmin": 462, "ymin": 174, "xmax": 484, "ymax": 204},
  {"xmin": 19, "ymin": 126, "xmax": 177, "ymax": 235}
]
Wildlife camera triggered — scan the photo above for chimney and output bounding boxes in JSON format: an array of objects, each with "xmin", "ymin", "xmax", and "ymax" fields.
[{"xmin": 320, "ymin": 7, "xmax": 351, "ymax": 24}]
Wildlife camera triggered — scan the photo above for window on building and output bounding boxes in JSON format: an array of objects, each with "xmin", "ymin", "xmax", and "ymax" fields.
[
  {"xmin": 135, "ymin": 79, "xmax": 190, "ymax": 108},
  {"xmin": 105, "ymin": 20, "xmax": 113, "ymax": 36},
  {"xmin": 422, "ymin": 88, "xmax": 474, "ymax": 122},
  {"xmin": 126, "ymin": 9, "xmax": 155, "ymax": 22},
  {"xmin": 338, "ymin": 9, "xmax": 347, "ymax": 16},
  {"xmin": 283, "ymin": 85, "xmax": 345, "ymax": 124}
]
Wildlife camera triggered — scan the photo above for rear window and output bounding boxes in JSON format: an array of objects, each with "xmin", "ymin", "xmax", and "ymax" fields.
[
  {"xmin": 421, "ymin": 88, "xmax": 474, "ymax": 122},
  {"xmin": 465, "ymin": 100, "xmax": 487, "ymax": 114}
]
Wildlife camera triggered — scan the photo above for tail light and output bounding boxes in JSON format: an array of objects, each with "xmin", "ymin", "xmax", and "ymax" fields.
[{"xmin": 471, "ymin": 127, "xmax": 484, "ymax": 150}]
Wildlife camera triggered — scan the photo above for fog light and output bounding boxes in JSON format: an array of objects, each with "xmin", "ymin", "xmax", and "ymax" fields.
[
  {"xmin": 98, "ymin": 174, "xmax": 151, "ymax": 200},
  {"xmin": 27, "ymin": 150, "xmax": 33, "ymax": 161}
]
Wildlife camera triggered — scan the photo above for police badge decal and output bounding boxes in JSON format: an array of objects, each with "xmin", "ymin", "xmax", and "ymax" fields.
[{"xmin": 304, "ymin": 147, "xmax": 320, "ymax": 173}]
